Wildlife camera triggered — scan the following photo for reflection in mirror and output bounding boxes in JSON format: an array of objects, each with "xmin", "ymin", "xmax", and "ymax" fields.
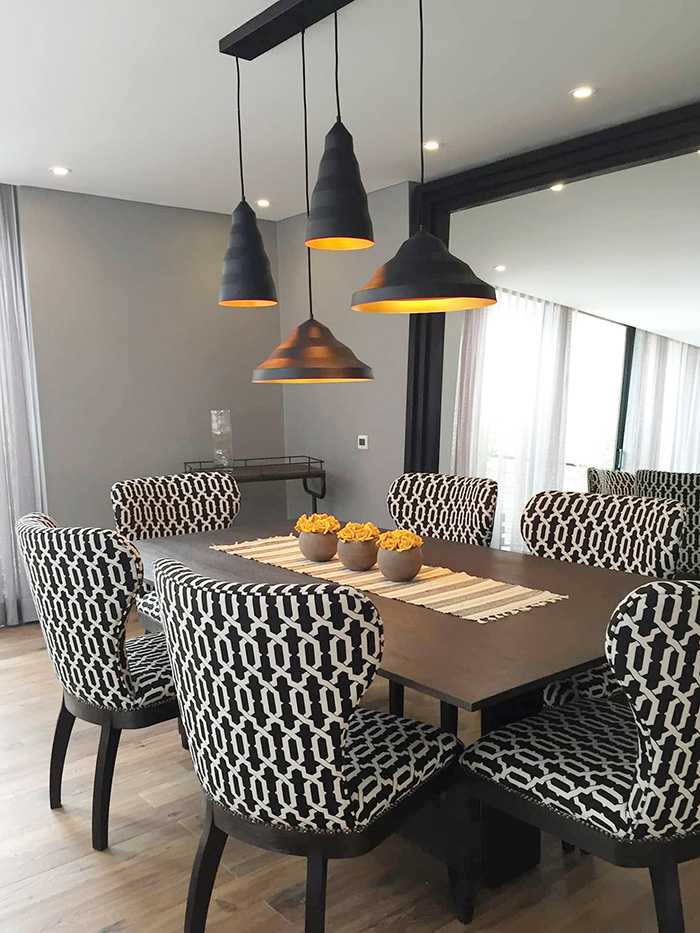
[{"xmin": 441, "ymin": 152, "xmax": 700, "ymax": 550}]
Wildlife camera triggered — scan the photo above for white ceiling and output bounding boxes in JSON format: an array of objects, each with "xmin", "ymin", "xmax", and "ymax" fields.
[
  {"xmin": 3, "ymin": 0, "xmax": 700, "ymax": 220},
  {"xmin": 450, "ymin": 153, "xmax": 700, "ymax": 345}
]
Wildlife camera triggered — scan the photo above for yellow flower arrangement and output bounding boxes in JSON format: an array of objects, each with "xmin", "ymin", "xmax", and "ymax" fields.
[
  {"xmin": 337, "ymin": 521, "xmax": 380, "ymax": 543},
  {"xmin": 377, "ymin": 529, "xmax": 423, "ymax": 552},
  {"xmin": 295, "ymin": 513, "xmax": 341, "ymax": 535}
]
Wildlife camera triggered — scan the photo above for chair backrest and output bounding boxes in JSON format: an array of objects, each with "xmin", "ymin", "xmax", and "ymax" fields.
[
  {"xmin": 586, "ymin": 467, "xmax": 636, "ymax": 496},
  {"xmin": 15, "ymin": 513, "xmax": 144, "ymax": 710},
  {"xmin": 387, "ymin": 472, "xmax": 498, "ymax": 546},
  {"xmin": 607, "ymin": 580, "xmax": 700, "ymax": 840},
  {"xmin": 636, "ymin": 470, "xmax": 700, "ymax": 578},
  {"xmin": 154, "ymin": 559, "xmax": 383, "ymax": 833},
  {"xmin": 111, "ymin": 471, "xmax": 241, "ymax": 540},
  {"xmin": 520, "ymin": 491, "xmax": 686, "ymax": 577}
]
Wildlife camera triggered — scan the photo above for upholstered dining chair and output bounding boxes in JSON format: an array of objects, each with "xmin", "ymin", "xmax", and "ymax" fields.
[
  {"xmin": 15, "ymin": 513, "xmax": 179, "ymax": 851},
  {"xmin": 455, "ymin": 580, "xmax": 700, "ymax": 932},
  {"xmin": 636, "ymin": 470, "xmax": 700, "ymax": 578},
  {"xmin": 587, "ymin": 467, "xmax": 636, "ymax": 496},
  {"xmin": 111, "ymin": 471, "xmax": 241, "ymax": 625},
  {"xmin": 520, "ymin": 491, "xmax": 687, "ymax": 709},
  {"xmin": 154, "ymin": 559, "xmax": 462, "ymax": 933},
  {"xmin": 387, "ymin": 473, "xmax": 498, "ymax": 548}
]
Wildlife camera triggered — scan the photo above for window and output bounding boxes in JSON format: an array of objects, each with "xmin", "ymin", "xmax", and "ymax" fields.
[{"xmin": 564, "ymin": 314, "xmax": 628, "ymax": 490}]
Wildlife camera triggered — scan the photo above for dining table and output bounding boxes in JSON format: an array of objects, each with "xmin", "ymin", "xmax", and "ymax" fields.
[{"xmin": 136, "ymin": 518, "xmax": 652, "ymax": 888}]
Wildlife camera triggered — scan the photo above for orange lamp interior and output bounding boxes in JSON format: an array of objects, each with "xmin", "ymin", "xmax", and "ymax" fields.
[
  {"xmin": 253, "ymin": 377, "xmax": 373, "ymax": 384},
  {"xmin": 352, "ymin": 296, "xmax": 497, "ymax": 314},
  {"xmin": 219, "ymin": 299, "xmax": 278, "ymax": 308},
  {"xmin": 305, "ymin": 237, "xmax": 375, "ymax": 251}
]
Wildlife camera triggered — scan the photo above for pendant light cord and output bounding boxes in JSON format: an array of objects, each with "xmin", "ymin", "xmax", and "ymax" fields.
[
  {"xmin": 236, "ymin": 57, "xmax": 246, "ymax": 201},
  {"xmin": 418, "ymin": 0, "xmax": 425, "ymax": 229},
  {"xmin": 334, "ymin": 11, "xmax": 341, "ymax": 122},
  {"xmin": 301, "ymin": 26, "xmax": 314, "ymax": 319}
]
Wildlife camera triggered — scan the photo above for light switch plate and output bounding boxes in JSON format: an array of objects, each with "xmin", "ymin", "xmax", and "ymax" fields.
[{"xmin": 357, "ymin": 435, "xmax": 369, "ymax": 450}]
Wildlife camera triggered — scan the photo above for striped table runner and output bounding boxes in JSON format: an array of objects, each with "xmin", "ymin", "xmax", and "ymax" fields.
[{"xmin": 211, "ymin": 535, "xmax": 567, "ymax": 623}]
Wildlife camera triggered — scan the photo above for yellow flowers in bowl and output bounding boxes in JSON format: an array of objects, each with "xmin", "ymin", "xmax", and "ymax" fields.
[
  {"xmin": 377, "ymin": 530, "xmax": 423, "ymax": 552},
  {"xmin": 337, "ymin": 522, "xmax": 380, "ymax": 571},
  {"xmin": 338, "ymin": 522, "xmax": 380, "ymax": 543},
  {"xmin": 377, "ymin": 530, "xmax": 424, "ymax": 582},
  {"xmin": 295, "ymin": 513, "xmax": 341, "ymax": 535}
]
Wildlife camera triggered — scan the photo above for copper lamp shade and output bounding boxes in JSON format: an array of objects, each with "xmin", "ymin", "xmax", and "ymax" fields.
[
  {"xmin": 305, "ymin": 121, "xmax": 374, "ymax": 251},
  {"xmin": 253, "ymin": 318, "xmax": 373, "ymax": 383},
  {"xmin": 219, "ymin": 200, "xmax": 278, "ymax": 307},
  {"xmin": 351, "ymin": 229, "xmax": 496, "ymax": 314}
]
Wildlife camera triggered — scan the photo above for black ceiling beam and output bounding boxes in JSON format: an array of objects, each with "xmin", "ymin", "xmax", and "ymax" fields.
[{"xmin": 220, "ymin": 0, "xmax": 357, "ymax": 61}]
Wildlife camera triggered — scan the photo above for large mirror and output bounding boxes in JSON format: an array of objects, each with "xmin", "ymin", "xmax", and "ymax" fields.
[{"xmin": 440, "ymin": 152, "xmax": 700, "ymax": 549}]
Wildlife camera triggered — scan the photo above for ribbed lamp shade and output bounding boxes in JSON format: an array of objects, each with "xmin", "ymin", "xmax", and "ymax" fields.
[
  {"xmin": 305, "ymin": 121, "xmax": 374, "ymax": 251},
  {"xmin": 351, "ymin": 229, "xmax": 497, "ymax": 313},
  {"xmin": 219, "ymin": 200, "xmax": 278, "ymax": 307},
  {"xmin": 253, "ymin": 318, "xmax": 373, "ymax": 383}
]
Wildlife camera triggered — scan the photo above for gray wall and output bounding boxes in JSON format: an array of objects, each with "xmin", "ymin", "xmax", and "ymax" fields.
[
  {"xmin": 276, "ymin": 182, "xmax": 411, "ymax": 525},
  {"xmin": 19, "ymin": 187, "xmax": 286, "ymax": 528}
]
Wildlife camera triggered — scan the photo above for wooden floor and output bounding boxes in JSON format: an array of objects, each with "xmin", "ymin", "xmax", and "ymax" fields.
[{"xmin": 1, "ymin": 623, "xmax": 698, "ymax": 933}]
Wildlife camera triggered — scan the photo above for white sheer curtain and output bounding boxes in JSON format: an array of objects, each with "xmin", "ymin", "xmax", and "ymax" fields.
[
  {"xmin": 0, "ymin": 185, "xmax": 45, "ymax": 626},
  {"xmin": 624, "ymin": 329, "xmax": 700, "ymax": 471},
  {"xmin": 451, "ymin": 288, "xmax": 573, "ymax": 550}
]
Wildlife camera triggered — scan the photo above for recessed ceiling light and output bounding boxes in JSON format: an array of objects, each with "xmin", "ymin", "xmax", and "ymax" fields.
[
  {"xmin": 570, "ymin": 86, "xmax": 595, "ymax": 100},
  {"xmin": 493, "ymin": 264, "xmax": 507, "ymax": 272},
  {"xmin": 550, "ymin": 183, "xmax": 565, "ymax": 192},
  {"xmin": 255, "ymin": 199, "xmax": 271, "ymax": 208},
  {"xmin": 49, "ymin": 166, "xmax": 71, "ymax": 176},
  {"xmin": 423, "ymin": 140, "xmax": 440, "ymax": 151}
]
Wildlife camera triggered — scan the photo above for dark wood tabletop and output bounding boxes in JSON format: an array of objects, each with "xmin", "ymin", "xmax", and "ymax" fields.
[{"xmin": 136, "ymin": 520, "xmax": 652, "ymax": 714}]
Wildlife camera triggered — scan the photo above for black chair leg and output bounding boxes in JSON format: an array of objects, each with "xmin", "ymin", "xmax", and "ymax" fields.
[
  {"xmin": 92, "ymin": 721, "xmax": 121, "ymax": 851},
  {"xmin": 305, "ymin": 852, "xmax": 328, "ymax": 933},
  {"xmin": 389, "ymin": 681, "xmax": 405, "ymax": 717},
  {"xmin": 49, "ymin": 698, "xmax": 76, "ymax": 809},
  {"xmin": 185, "ymin": 801, "xmax": 228, "ymax": 933},
  {"xmin": 449, "ymin": 787, "xmax": 481, "ymax": 924},
  {"xmin": 650, "ymin": 856, "xmax": 685, "ymax": 933}
]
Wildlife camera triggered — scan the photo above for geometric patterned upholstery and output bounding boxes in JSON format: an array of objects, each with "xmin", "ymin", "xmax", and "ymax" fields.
[
  {"xmin": 387, "ymin": 472, "xmax": 498, "ymax": 546},
  {"xmin": 543, "ymin": 663, "xmax": 621, "ymax": 708},
  {"xmin": 110, "ymin": 471, "xmax": 241, "ymax": 541},
  {"xmin": 520, "ymin": 491, "xmax": 686, "ymax": 578},
  {"xmin": 136, "ymin": 590, "xmax": 161, "ymax": 622},
  {"xmin": 15, "ymin": 512, "xmax": 174, "ymax": 712},
  {"xmin": 154, "ymin": 559, "xmax": 461, "ymax": 833},
  {"xmin": 587, "ymin": 467, "xmax": 636, "ymax": 496},
  {"xmin": 636, "ymin": 470, "xmax": 700, "ymax": 578},
  {"xmin": 462, "ymin": 581, "xmax": 700, "ymax": 841}
]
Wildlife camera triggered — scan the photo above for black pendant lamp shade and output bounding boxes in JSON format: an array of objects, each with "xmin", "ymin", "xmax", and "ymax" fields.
[
  {"xmin": 305, "ymin": 121, "xmax": 374, "ymax": 250},
  {"xmin": 351, "ymin": 229, "xmax": 496, "ymax": 313},
  {"xmin": 253, "ymin": 318, "xmax": 373, "ymax": 383},
  {"xmin": 219, "ymin": 199, "xmax": 278, "ymax": 307}
]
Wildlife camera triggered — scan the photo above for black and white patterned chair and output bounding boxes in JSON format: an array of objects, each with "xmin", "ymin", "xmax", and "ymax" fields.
[
  {"xmin": 587, "ymin": 467, "xmax": 636, "ymax": 496},
  {"xmin": 636, "ymin": 470, "xmax": 700, "ymax": 579},
  {"xmin": 154, "ymin": 559, "xmax": 462, "ymax": 933},
  {"xmin": 520, "ymin": 491, "xmax": 687, "ymax": 709},
  {"xmin": 111, "ymin": 471, "xmax": 241, "ymax": 627},
  {"xmin": 15, "ymin": 513, "xmax": 179, "ymax": 851},
  {"xmin": 455, "ymin": 581, "xmax": 700, "ymax": 932},
  {"xmin": 387, "ymin": 473, "xmax": 498, "ymax": 547}
]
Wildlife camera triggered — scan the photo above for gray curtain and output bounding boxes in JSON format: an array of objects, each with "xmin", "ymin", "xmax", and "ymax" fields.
[{"xmin": 0, "ymin": 185, "xmax": 45, "ymax": 626}]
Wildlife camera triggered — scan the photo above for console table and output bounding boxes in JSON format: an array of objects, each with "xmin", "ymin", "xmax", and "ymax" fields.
[{"xmin": 184, "ymin": 456, "xmax": 326, "ymax": 512}]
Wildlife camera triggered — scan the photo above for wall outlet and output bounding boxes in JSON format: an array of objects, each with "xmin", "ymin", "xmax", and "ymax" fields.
[{"xmin": 357, "ymin": 435, "xmax": 369, "ymax": 450}]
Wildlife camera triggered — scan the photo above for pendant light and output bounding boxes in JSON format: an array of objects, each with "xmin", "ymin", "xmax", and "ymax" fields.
[
  {"xmin": 305, "ymin": 12, "xmax": 374, "ymax": 251},
  {"xmin": 219, "ymin": 57, "xmax": 278, "ymax": 308},
  {"xmin": 351, "ymin": 0, "xmax": 496, "ymax": 314},
  {"xmin": 253, "ymin": 27, "xmax": 373, "ymax": 384}
]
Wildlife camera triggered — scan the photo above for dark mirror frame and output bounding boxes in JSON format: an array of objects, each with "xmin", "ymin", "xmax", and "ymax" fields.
[{"xmin": 404, "ymin": 100, "xmax": 700, "ymax": 473}]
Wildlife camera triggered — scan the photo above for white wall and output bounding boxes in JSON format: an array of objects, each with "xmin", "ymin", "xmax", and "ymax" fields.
[
  {"xmin": 276, "ymin": 182, "xmax": 411, "ymax": 526},
  {"xmin": 19, "ymin": 187, "xmax": 287, "ymax": 528}
]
